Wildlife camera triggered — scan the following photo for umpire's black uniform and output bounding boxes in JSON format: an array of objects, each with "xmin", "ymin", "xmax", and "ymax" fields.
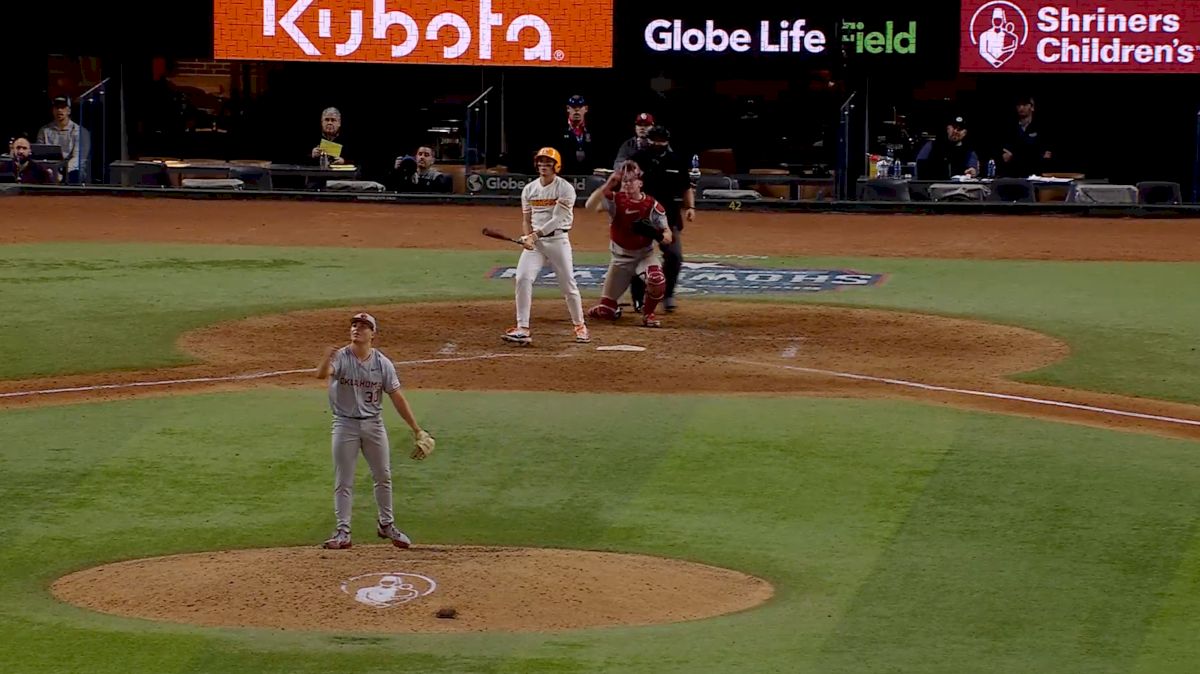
[{"xmin": 628, "ymin": 129, "xmax": 694, "ymax": 310}]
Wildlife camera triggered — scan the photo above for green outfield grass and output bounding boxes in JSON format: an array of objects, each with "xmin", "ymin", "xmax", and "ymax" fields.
[
  {"xmin": 1, "ymin": 243, "xmax": 1198, "ymax": 405},
  {"xmin": 1, "ymin": 390, "xmax": 1198, "ymax": 673}
]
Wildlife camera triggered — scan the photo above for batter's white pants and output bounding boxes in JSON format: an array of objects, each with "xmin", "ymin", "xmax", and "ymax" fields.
[
  {"xmin": 331, "ymin": 416, "xmax": 393, "ymax": 532},
  {"xmin": 514, "ymin": 234, "xmax": 585, "ymax": 328}
]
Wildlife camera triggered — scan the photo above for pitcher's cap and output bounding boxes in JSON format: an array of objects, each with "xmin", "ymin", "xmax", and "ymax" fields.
[
  {"xmin": 350, "ymin": 312, "xmax": 377, "ymax": 330},
  {"xmin": 634, "ymin": 112, "xmax": 655, "ymax": 126}
]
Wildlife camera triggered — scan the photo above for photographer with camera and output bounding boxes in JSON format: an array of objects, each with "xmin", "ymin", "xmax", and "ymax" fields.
[{"xmin": 390, "ymin": 145, "xmax": 452, "ymax": 193}]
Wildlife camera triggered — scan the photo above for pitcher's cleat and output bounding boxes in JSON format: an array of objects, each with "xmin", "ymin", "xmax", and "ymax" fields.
[
  {"xmin": 322, "ymin": 529, "xmax": 352, "ymax": 549},
  {"xmin": 377, "ymin": 522, "xmax": 412, "ymax": 549}
]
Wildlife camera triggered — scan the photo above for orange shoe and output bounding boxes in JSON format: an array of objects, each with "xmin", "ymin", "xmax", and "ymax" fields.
[
  {"xmin": 573, "ymin": 323, "xmax": 591, "ymax": 343},
  {"xmin": 502, "ymin": 326, "xmax": 532, "ymax": 345}
]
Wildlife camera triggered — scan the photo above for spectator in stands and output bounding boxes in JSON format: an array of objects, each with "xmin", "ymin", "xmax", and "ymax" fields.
[
  {"xmin": 916, "ymin": 116, "xmax": 979, "ymax": 178},
  {"xmin": 391, "ymin": 145, "xmax": 452, "ymax": 192},
  {"xmin": 999, "ymin": 95, "xmax": 1052, "ymax": 178},
  {"xmin": 612, "ymin": 112, "xmax": 656, "ymax": 170},
  {"xmin": 37, "ymin": 96, "xmax": 90, "ymax": 184},
  {"xmin": 1, "ymin": 135, "xmax": 52, "ymax": 183},
  {"xmin": 310, "ymin": 107, "xmax": 348, "ymax": 166},
  {"xmin": 559, "ymin": 94, "xmax": 597, "ymax": 174}
]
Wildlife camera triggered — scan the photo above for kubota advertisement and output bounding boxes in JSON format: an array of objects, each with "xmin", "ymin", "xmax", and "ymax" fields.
[{"xmin": 214, "ymin": 0, "xmax": 613, "ymax": 67}]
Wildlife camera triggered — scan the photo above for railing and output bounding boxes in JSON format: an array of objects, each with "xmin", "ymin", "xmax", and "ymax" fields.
[
  {"xmin": 835, "ymin": 92, "xmax": 857, "ymax": 201},
  {"xmin": 75, "ymin": 77, "xmax": 111, "ymax": 186},
  {"xmin": 464, "ymin": 86, "xmax": 494, "ymax": 167},
  {"xmin": 1194, "ymin": 108, "xmax": 1199, "ymax": 203}
]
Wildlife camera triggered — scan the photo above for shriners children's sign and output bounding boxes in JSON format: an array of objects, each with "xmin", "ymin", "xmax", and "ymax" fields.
[{"xmin": 961, "ymin": 0, "xmax": 1200, "ymax": 72}]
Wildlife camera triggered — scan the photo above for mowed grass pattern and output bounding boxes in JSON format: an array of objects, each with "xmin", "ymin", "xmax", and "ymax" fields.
[{"xmin": 1, "ymin": 390, "xmax": 1199, "ymax": 673}]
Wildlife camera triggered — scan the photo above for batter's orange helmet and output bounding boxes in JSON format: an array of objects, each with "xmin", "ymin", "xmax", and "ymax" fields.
[{"xmin": 533, "ymin": 146, "xmax": 562, "ymax": 172}]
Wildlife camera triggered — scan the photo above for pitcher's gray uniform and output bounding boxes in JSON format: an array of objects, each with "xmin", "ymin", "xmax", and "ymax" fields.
[{"xmin": 328, "ymin": 346, "xmax": 402, "ymax": 533}]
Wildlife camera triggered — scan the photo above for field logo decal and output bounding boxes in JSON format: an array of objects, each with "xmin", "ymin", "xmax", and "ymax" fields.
[
  {"xmin": 341, "ymin": 572, "xmax": 437, "ymax": 608},
  {"xmin": 487, "ymin": 261, "xmax": 885, "ymax": 294}
]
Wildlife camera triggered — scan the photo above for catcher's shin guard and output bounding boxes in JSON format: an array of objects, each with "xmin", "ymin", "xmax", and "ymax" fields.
[
  {"xmin": 641, "ymin": 266, "xmax": 667, "ymax": 317},
  {"xmin": 587, "ymin": 296, "xmax": 622, "ymax": 320}
]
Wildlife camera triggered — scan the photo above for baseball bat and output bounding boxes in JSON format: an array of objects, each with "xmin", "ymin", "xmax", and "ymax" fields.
[{"xmin": 482, "ymin": 227, "xmax": 524, "ymax": 246}]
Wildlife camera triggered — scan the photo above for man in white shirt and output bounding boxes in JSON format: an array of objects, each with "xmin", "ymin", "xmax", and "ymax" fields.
[
  {"xmin": 37, "ymin": 96, "xmax": 91, "ymax": 184},
  {"xmin": 502, "ymin": 147, "xmax": 590, "ymax": 346}
]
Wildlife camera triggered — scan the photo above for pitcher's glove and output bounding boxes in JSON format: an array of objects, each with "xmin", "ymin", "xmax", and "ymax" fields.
[
  {"xmin": 631, "ymin": 218, "xmax": 664, "ymax": 242},
  {"xmin": 411, "ymin": 429, "xmax": 436, "ymax": 460}
]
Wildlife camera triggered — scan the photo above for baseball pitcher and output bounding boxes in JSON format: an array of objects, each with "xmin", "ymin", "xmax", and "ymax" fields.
[
  {"xmin": 316, "ymin": 312, "xmax": 435, "ymax": 550},
  {"xmin": 585, "ymin": 160, "xmax": 673, "ymax": 327}
]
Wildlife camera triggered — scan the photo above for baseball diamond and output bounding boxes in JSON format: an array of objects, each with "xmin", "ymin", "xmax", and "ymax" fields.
[{"xmin": 1, "ymin": 196, "xmax": 1199, "ymax": 674}]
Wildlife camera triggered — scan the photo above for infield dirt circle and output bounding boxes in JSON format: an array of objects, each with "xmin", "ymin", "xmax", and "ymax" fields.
[{"xmin": 51, "ymin": 545, "xmax": 775, "ymax": 633}]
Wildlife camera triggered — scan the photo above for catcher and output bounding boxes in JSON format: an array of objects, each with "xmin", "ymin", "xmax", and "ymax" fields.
[
  {"xmin": 584, "ymin": 160, "xmax": 673, "ymax": 327},
  {"xmin": 316, "ymin": 311, "xmax": 436, "ymax": 550}
]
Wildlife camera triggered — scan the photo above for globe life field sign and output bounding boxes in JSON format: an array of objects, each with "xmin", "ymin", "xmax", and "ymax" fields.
[
  {"xmin": 638, "ymin": 14, "xmax": 920, "ymax": 61},
  {"xmin": 643, "ymin": 18, "xmax": 829, "ymax": 54},
  {"xmin": 840, "ymin": 20, "xmax": 918, "ymax": 54}
]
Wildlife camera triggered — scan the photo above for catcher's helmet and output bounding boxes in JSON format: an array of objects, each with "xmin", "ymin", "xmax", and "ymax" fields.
[{"xmin": 533, "ymin": 146, "xmax": 562, "ymax": 172}]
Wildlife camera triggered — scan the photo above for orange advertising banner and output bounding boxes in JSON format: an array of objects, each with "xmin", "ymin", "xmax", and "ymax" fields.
[{"xmin": 214, "ymin": 0, "xmax": 613, "ymax": 67}]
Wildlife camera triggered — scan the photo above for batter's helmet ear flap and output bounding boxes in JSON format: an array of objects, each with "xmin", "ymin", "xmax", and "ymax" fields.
[{"xmin": 534, "ymin": 146, "xmax": 562, "ymax": 173}]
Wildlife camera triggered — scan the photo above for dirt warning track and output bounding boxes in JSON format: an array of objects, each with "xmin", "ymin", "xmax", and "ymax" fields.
[{"xmin": 6, "ymin": 195, "xmax": 1200, "ymax": 260}]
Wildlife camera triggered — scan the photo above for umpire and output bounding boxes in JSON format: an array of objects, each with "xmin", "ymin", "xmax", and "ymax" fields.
[{"xmin": 628, "ymin": 125, "xmax": 696, "ymax": 312}]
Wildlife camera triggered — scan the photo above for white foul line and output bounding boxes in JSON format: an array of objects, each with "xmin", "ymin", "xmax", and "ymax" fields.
[
  {"xmin": 727, "ymin": 358, "xmax": 1200, "ymax": 429},
  {"xmin": 6, "ymin": 353, "xmax": 1198, "ymax": 430},
  {"xmin": 0, "ymin": 352, "xmax": 546, "ymax": 400}
]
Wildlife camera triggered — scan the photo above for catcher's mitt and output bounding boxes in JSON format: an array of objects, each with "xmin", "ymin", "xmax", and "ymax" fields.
[
  {"xmin": 631, "ymin": 218, "xmax": 664, "ymax": 242},
  {"xmin": 411, "ymin": 429, "xmax": 436, "ymax": 460}
]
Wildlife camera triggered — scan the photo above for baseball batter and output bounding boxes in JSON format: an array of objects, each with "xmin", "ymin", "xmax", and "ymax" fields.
[
  {"xmin": 585, "ymin": 160, "xmax": 672, "ymax": 327},
  {"xmin": 502, "ymin": 146, "xmax": 590, "ymax": 346},
  {"xmin": 316, "ymin": 312, "xmax": 435, "ymax": 550}
]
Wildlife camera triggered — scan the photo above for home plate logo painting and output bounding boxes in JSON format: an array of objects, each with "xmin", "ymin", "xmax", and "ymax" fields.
[
  {"xmin": 341, "ymin": 572, "xmax": 437, "ymax": 608},
  {"xmin": 488, "ymin": 261, "xmax": 885, "ymax": 294}
]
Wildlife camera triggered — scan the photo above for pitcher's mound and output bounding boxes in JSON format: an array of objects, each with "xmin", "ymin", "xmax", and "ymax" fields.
[{"xmin": 51, "ymin": 545, "xmax": 774, "ymax": 633}]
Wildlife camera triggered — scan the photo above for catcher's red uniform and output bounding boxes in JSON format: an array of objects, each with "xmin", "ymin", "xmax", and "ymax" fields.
[{"xmin": 606, "ymin": 189, "xmax": 667, "ymax": 253}]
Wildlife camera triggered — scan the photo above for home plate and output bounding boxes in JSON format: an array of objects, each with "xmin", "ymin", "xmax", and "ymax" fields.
[{"xmin": 596, "ymin": 345, "xmax": 646, "ymax": 352}]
